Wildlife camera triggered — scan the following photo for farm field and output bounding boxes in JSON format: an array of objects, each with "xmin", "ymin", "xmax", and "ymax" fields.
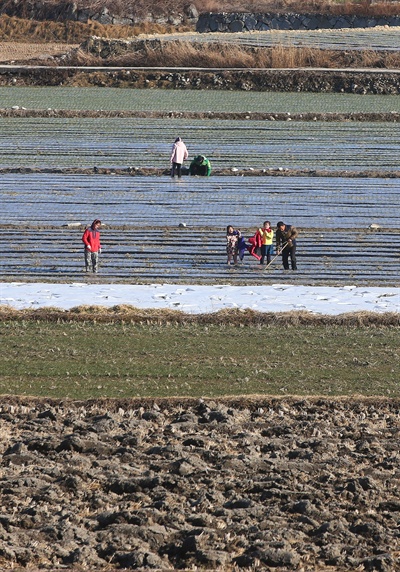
[
  {"xmin": 0, "ymin": 117, "xmax": 400, "ymax": 171},
  {"xmin": 0, "ymin": 83, "xmax": 399, "ymax": 286},
  {"xmin": 2, "ymin": 320, "xmax": 400, "ymax": 398},
  {"xmin": 0, "ymin": 18, "xmax": 400, "ymax": 572},
  {"xmin": 1, "ymin": 174, "xmax": 399, "ymax": 228},
  {"xmin": 0, "ymin": 174, "xmax": 399, "ymax": 284},
  {"xmin": 158, "ymin": 27, "xmax": 400, "ymax": 51},
  {"xmin": 1, "ymin": 87, "xmax": 400, "ymax": 113}
]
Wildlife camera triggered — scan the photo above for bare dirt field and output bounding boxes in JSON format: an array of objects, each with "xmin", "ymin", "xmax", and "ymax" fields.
[
  {"xmin": 1, "ymin": 396, "xmax": 399, "ymax": 571},
  {"xmin": 0, "ymin": 42, "xmax": 78, "ymax": 63}
]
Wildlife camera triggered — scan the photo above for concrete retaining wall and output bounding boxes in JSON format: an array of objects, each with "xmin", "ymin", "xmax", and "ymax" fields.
[{"xmin": 196, "ymin": 12, "xmax": 400, "ymax": 32}]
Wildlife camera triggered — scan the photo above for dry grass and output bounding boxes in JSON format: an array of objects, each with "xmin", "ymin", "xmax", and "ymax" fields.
[
  {"xmin": 0, "ymin": 40, "xmax": 77, "ymax": 62},
  {"xmin": 5, "ymin": 32, "xmax": 400, "ymax": 68},
  {"xmin": 65, "ymin": 39, "xmax": 400, "ymax": 69},
  {"xmin": 0, "ymin": 14, "xmax": 191, "ymax": 43},
  {"xmin": 0, "ymin": 1, "xmax": 400, "ymax": 45},
  {"xmin": 1, "ymin": 304, "xmax": 399, "ymax": 326}
]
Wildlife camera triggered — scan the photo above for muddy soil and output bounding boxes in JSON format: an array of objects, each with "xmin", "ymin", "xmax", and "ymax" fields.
[{"xmin": 0, "ymin": 396, "xmax": 399, "ymax": 571}]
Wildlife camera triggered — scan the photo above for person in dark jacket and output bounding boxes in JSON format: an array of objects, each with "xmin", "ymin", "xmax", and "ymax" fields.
[
  {"xmin": 275, "ymin": 221, "xmax": 298, "ymax": 270},
  {"xmin": 82, "ymin": 219, "xmax": 102, "ymax": 273}
]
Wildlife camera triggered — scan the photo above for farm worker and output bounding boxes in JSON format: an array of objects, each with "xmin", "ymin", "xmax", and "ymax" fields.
[
  {"xmin": 258, "ymin": 220, "xmax": 274, "ymax": 265},
  {"xmin": 275, "ymin": 221, "xmax": 298, "ymax": 271},
  {"xmin": 170, "ymin": 136, "xmax": 188, "ymax": 179},
  {"xmin": 189, "ymin": 155, "xmax": 212, "ymax": 176},
  {"xmin": 82, "ymin": 219, "xmax": 102, "ymax": 273}
]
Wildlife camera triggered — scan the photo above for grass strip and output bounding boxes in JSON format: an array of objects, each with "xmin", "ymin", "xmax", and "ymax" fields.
[{"xmin": 1, "ymin": 318, "xmax": 399, "ymax": 399}]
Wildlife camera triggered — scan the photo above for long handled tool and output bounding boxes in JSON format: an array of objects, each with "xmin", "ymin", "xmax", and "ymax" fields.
[{"xmin": 264, "ymin": 241, "xmax": 288, "ymax": 269}]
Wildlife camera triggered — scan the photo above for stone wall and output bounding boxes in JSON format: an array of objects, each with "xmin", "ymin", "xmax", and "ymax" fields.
[
  {"xmin": 2, "ymin": 2, "xmax": 399, "ymax": 30},
  {"xmin": 2, "ymin": 65, "xmax": 400, "ymax": 95},
  {"xmin": 0, "ymin": 1, "xmax": 199, "ymax": 25},
  {"xmin": 196, "ymin": 12, "xmax": 400, "ymax": 33}
]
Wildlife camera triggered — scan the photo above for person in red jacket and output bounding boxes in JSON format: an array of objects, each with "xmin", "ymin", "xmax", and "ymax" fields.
[{"xmin": 82, "ymin": 219, "xmax": 102, "ymax": 273}]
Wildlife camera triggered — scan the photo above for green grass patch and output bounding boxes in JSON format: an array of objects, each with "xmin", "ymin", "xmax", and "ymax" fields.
[{"xmin": 1, "ymin": 320, "xmax": 399, "ymax": 399}]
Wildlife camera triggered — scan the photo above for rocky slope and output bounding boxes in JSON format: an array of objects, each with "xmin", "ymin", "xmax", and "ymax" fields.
[{"xmin": 0, "ymin": 396, "xmax": 399, "ymax": 571}]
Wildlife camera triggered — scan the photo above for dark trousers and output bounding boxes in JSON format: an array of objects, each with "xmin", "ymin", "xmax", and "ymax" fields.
[
  {"xmin": 282, "ymin": 245, "xmax": 297, "ymax": 270},
  {"xmin": 260, "ymin": 244, "xmax": 273, "ymax": 265},
  {"xmin": 171, "ymin": 162, "xmax": 182, "ymax": 178}
]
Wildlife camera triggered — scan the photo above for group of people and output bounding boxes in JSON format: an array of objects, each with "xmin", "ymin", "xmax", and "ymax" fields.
[
  {"xmin": 81, "ymin": 138, "xmax": 297, "ymax": 274},
  {"xmin": 81, "ymin": 219, "xmax": 298, "ymax": 274},
  {"xmin": 227, "ymin": 221, "xmax": 298, "ymax": 270},
  {"xmin": 170, "ymin": 137, "xmax": 211, "ymax": 178}
]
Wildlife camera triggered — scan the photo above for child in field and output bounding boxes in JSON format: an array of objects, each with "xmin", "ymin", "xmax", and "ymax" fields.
[
  {"xmin": 82, "ymin": 219, "xmax": 102, "ymax": 273},
  {"xmin": 226, "ymin": 225, "xmax": 241, "ymax": 265},
  {"xmin": 258, "ymin": 220, "xmax": 274, "ymax": 265}
]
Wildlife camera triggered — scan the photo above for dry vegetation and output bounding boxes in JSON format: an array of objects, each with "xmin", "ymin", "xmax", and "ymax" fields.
[
  {"xmin": 1, "ymin": 1, "xmax": 400, "ymax": 45},
  {"xmin": 0, "ymin": 14, "xmax": 191, "ymax": 43},
  {"xmin": 3, "ymin": 23, "xmax": 400, "ymax": 68},
  {"xmin": 64, "ymin": 39, "xmax": 400, "ymax": 69},
  {"xmin": 2, "ymin": 0, "xmax": 400, "ymax": 68},
  {"xmin": 3, "ymin": 0, "xmax": 400, "ymax": 18},
  {"xmin": 1, "ymin": 305, "xmax": 399, "ymax": 326}
]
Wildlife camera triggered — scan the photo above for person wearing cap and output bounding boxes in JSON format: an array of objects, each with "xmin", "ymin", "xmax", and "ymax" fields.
[
  {"xmin": 275, "ymin": 221, "xmax": 298, "ymax": 271},
  {"xmin": 82, "ymin": 219, "xmax": 102, "ymax": 273},
  {"xmin": 170, "ymin": 136, "xmax": 188, "ymax": 179},
  {"xmin": 189, "ymin": 154, "xmax": 212, "ymax": 176}
]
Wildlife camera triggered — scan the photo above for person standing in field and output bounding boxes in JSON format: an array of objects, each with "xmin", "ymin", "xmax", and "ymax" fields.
[
  {"xmin": 82, "ymin": 219, "xmax": 102, "ymax": 273},
  {"xmin": 275, "ymin": 221, "xmax": 298, "ymax": 271},
  {"xmin": 258, "ymin": 220, "xmax": 274, "ymax": 265},
  {"xmin": 170, "ymin": 136, "xmax": 188, "ymax": 179},
  {"xmin": 226, "ymin": 225, "xmax": 241, "ymax": 265}
]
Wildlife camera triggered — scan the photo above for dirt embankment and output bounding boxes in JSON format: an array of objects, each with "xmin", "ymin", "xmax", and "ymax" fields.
[{"xmin": 0, "ymin": 396, "xmax": 399, "ymax": 571}]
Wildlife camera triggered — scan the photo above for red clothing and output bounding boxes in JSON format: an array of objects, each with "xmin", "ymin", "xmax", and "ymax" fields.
[
  {"xmin": 247, "ymin": 231, "xmax": 262, "ymax": 260},
  {"xmin": 82, "ymin": 226, "xmax": 101, "ymax": 252}
]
